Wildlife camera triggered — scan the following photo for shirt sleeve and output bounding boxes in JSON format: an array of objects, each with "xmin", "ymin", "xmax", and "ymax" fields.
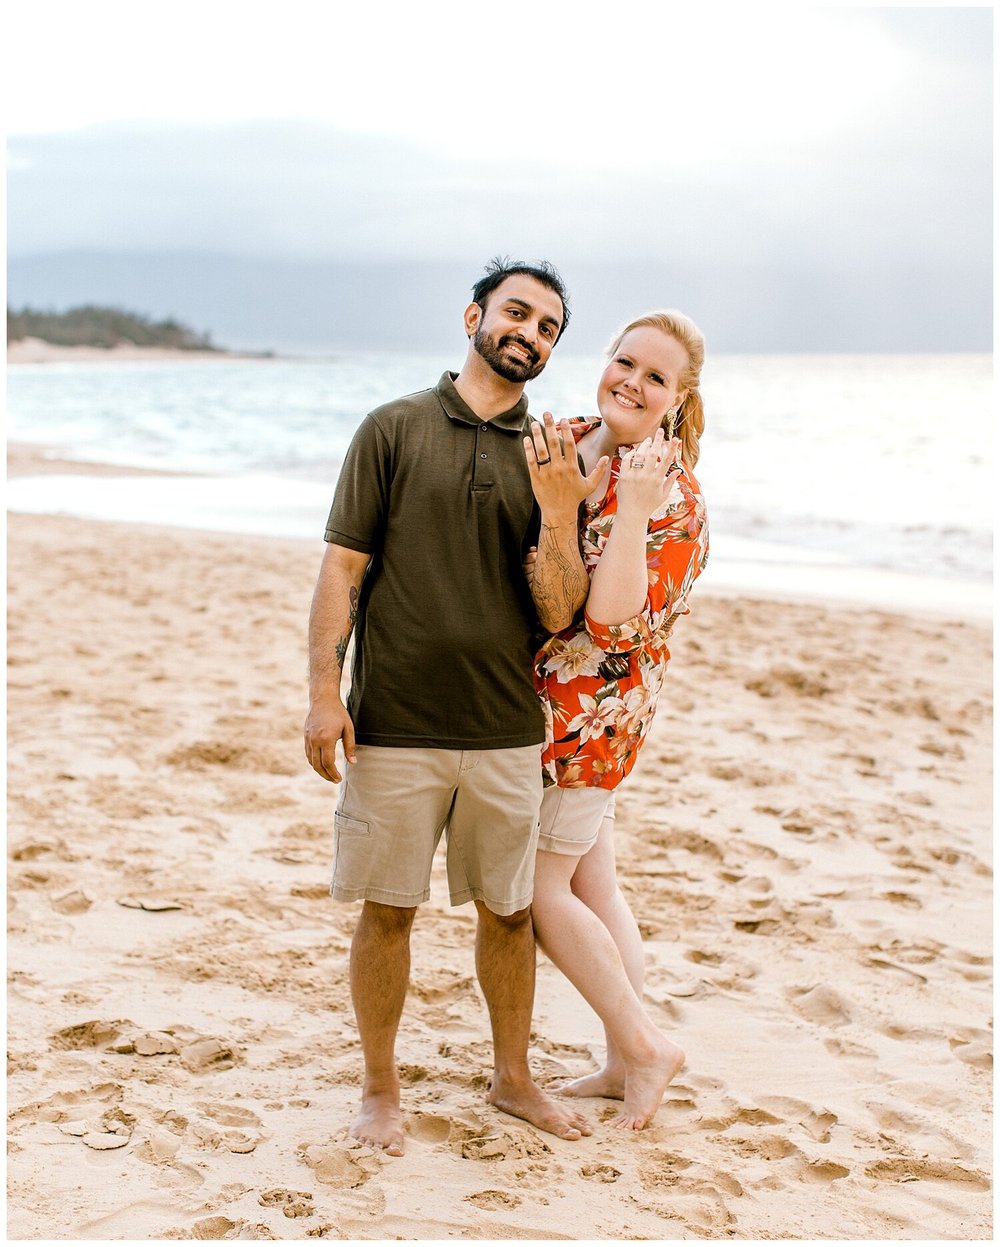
[
  {"xmin": 583, "ymin": 475, "xmax": 708, "ymax": 654},
  {"xmin": 323, "ymin": 414, "xmax": 392, "ymax": 551}
]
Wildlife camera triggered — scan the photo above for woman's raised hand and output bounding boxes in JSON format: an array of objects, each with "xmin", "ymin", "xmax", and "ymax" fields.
[{"xmin": 616, "ymin": 430, "xmax": 683, "ymax": 518}]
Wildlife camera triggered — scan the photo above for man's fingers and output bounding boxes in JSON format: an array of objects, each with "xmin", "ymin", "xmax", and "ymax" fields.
[
  {"xmin": 342, "ymin": 722, "xmax": 357, "ymax": 767},
  {"xmin": 526, "ymin": 421, "xmax": 552, "ymax": 466},
  {"xmin": 583, "ymin": 455, "xmax": 610, "ymax": 489},
  {"xmin": 541, "ymin": 411, "xmax": 567, "ymax": 460}
]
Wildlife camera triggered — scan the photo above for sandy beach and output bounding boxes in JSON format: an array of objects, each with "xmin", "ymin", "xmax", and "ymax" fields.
[
  {"xmin": 7, "ymin": 339, "xmax": 249, "ymax": 365},
  {"xmin": 6, "ymin": 449, "xmax": 992, "ymax": 1240}
]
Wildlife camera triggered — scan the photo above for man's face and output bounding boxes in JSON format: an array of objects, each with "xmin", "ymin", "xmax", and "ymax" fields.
[{"xmin": 472, "ymin": 275, "xmax": 565, "ymax": 383}]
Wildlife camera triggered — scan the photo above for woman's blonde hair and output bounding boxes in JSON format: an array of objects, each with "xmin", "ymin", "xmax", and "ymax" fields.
[{"xmin": 607, "ymin": 310, "xmax": 706, "ymax": 467}]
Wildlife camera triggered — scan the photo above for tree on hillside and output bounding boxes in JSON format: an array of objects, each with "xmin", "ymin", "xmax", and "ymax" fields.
[{"xmin": 6, "ymin": 305, "xmax": 220, "ymax": 350}]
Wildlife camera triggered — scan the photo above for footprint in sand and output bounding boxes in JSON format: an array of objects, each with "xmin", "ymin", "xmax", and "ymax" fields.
[
  {"xmin": 137, "ymin": 1127, "xmax": 183, "ymax": 1163},
  {"xmin": 866, "ymin": 1100, "xmax": 974, "ymax": 1159},
  {"xmin": 787, "ymin": 983, "xmax": 852, "ymax": 1027},
  {"xmin": 946, "ymin": 947, "xmax": 992, "ymax": 983},
  {"xmin": 179, "ymin": 1037, "xmax": 238, "ymax": 1072},
  {"xmin": 823, "ymin": 1035, "xmax": 878, "ymax": 1065},
  {"xmin": 580, "ymin": 1163, "xmax": 621, "ymax": 1183},
  {"xmin": 752, "ymin": 1095, "xmax": 839, "ymax": 1144},
  {"xmin": 744, "ymin": 665, "xmax": 832, "ymax": 699},
  {"xmin": 465, "ymin": 1189, "xmax": 523, "ymax": 1209},
  {"xmin": 298, "ymin": 1142, "xmax": 377, "ymax": 1189},
  {"xmin": 129, "ymin": 1030, "xmax": 181, "ymax": 1055},
  {"xmin": 196, "ymin": 1102, "xmax": 262, "ymax": 1128},
  {"xmin": 59, "ymin": 1103, "xmax": 134, "ymax": 1152},
  {"xmin": 728, "ymin": 1133, "xmax": 800, "ymax": 1162},
  {"xmin": 49, "ymin": 1019, "xmax": 130, "ymax": 1050},
  {"xmin": 258, "ymin": 1188, "xmax": 315, "ymax": 1218},
  {"xmin": 865, "ymin": 1157, "xmax": 990, "ymax": 1190},
  {"xmin": 162, "ymin": 1215, "xmax": 275, "ymax": 1239},
  {"xmin": 796, "ymin": 1158, "xmax": 850, "ymax": 1183},
  {"xmin": 645, "ymin": 1192, "xmax": 731, "ymax": 1235},
  {"xmin": 637, "ymin": 1152, "xmax": 694, "ymax": 1186},
  {"xmin": 453, "ymin": 1124, "xmax": 553, "ymax": 1162},
  {"xmin": 947, "ymin": 1027, "xmax": 993, "ymax": 1069},
  {"xmin": 50, "ymin": 889, "xmax": 93, "ymax": 914},
  {"xmin": 405, "ymin": 1112, "xmax": 454, "ymax": 1144}
]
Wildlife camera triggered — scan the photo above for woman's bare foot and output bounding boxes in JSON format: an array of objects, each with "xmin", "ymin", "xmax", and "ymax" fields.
[
  {"xmin": 552, "ymin": 1066, "xmax": 625, "ymax": 1100},
  {"xmin": 611, "ymin": 1036, "xmax": 685, "ymax": 1131},
  {"xmin": 350, "ymin": 1089, "xmax": 406, "ymax": 1156},
  {"xmin": 488, "ymin": 1075, "xmax": 593, "ymax": 1140}
]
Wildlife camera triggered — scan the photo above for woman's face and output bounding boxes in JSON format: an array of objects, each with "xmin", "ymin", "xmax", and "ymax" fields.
[{"xmin": 597, "ymin": 326, "xmax": 689, "ymax": 444}]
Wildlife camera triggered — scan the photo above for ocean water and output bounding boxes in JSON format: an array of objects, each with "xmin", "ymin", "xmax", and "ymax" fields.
[{"xmin": 7, "ymin": 351, "xmax": 992, "ymax": 613}]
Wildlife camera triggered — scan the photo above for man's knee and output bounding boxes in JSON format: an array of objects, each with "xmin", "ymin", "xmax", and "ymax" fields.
[
  {"xmin": 475, "ymin": 900, "xmax": 532, "ymax": 934},
  {"xmin": 359, "ymin": 900, "xmax": 418, "ymax": 936}
]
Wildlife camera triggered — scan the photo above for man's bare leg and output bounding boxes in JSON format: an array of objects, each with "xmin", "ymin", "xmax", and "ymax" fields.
[
  {"xmin": 349, "ymin": 900, "xmax": 416, "ymax": 1155},
  {"xmin": 474, "ymin": 900, "xmax": 592, "ymax": 1140}
]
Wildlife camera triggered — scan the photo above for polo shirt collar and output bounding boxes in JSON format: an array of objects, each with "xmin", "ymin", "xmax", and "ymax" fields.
[{"xmin": 436, "ymin": 371, "xmax": 529, "ymax": 432}]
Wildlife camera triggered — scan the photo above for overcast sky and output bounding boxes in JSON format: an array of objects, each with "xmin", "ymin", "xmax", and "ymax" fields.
[{"xmin": 5, "ymin": 3, "xmax": 993, "ymax": 351}]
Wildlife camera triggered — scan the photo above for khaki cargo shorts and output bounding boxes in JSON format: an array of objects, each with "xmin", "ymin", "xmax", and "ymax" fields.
[{"xmin": 331, "ymin": 744, "xmax": 543, "ymax": 916}]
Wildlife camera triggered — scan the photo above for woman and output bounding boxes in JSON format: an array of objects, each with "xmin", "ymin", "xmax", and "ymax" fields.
[{"xmin": 524, "ymin": 310, "xmax": 709, "ymax": 1130}]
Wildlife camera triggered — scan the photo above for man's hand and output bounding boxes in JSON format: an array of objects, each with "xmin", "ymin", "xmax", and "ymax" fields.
[
  {"xmin": 523, "ymin": 412, "xmax": 608, "ymax": 517},
  {"xmin": 304, "ymin": 696, "xmax": 357, "ymax": 783}
]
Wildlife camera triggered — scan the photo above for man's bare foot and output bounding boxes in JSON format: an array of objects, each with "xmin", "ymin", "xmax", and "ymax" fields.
[
  {"xmin": 552, "ymin": 1066, "xmax": 625, "ymax": 1100},
  {"xmin": 611, "ymin": 1036, "xmax": 685, "ymax": 1131},
  {"xmin": 488, "ymin": 1076, "xmax": 593, "ymax": 1140},
  {"xmin": 350, "ymin": 1090, "xmax": 406, "ymax": 1156}
]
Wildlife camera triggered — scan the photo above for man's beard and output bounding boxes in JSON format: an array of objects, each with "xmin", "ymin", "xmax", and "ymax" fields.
[{"xmin": 473, "ymin": 327, "xmax": 545, "ymax": 382}]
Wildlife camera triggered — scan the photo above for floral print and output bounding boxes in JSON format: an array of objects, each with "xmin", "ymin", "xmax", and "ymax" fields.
[{"xmin": 535, "ymin": 443, "xmax": 708, "ymax": 790}]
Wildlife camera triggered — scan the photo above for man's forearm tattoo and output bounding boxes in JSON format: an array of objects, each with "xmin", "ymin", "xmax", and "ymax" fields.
[
  {"xmin": 334, "ymin": 585, "xmax": 360, "ymax": 673},
  {"xmin": 535, "ymin": 524, "xmax": 585, "ymax": 622}
]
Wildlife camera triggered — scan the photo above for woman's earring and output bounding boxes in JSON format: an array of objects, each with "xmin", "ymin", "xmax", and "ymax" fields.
[{"xmin": 664, "ymin": 406, "xmax": 680, "ymax": 440}]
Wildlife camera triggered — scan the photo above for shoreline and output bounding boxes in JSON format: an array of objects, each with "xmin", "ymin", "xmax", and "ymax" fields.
[
  {"xmin": 6, "ymin": 337, "xmax": 272, "ymax": 365},
  {"xmin": 7, "ymin": 508, "xmax": 991, "ymax": 1240},
  {"xmin": 8, "ymin": 441, "xmax": 992, "ymax": 623}
]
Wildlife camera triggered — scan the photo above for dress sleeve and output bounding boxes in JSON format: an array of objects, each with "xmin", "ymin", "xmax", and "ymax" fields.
[{"xmin": 583, "ymin": 474, "xmax": 708, "ymax": 654}]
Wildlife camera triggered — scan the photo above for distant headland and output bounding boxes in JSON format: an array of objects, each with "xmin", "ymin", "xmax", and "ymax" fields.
[{"xmin": 6, "ymin": 304, "xmax": 273, "ymax": 363}]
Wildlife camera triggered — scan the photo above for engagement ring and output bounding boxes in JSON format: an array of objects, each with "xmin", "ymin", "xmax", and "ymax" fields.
[{"xmin": 631, "ymin": 457, "xmax": 645, "ymax": 468}]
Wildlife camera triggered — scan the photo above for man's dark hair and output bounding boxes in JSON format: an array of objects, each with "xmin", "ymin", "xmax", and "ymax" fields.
[{"xmin": 471, "ymin": 256, "xmax": 571, "ymax": 341}]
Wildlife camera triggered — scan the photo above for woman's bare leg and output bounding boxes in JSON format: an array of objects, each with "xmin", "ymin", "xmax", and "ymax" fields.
[
  {"xmin": 532, "ymin": 844, "xmax": 683, "ymax": 1129},
  {"xmin": 561, "ymin": 814, "xmax": 646, "ymax": 1094}
]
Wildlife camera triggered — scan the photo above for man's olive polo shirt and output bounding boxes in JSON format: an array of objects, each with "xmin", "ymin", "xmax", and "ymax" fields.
[{"xmin": 324, "ymin": 371, "xmax": 544, "ymax": 749}]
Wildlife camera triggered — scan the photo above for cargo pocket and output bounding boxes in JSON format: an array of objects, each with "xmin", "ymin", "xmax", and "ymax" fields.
[{"xmin": 332, "ymin": 811, "xmax": 370, "ymax": 892}]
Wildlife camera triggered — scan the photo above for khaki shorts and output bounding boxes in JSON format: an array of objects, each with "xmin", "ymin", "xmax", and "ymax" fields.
[
  {"xmin": 536, "ymin": 785, "xmax": 616, "ymax": 856},
  {"xmin": 331, "ymin": 744, "xmax": 543, "ymax": 915}
]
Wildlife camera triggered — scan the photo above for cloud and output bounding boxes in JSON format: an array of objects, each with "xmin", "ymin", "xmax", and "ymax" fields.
[{"xmin": 5, "ymin": 8, "xmax": 991, "ymax": 351}]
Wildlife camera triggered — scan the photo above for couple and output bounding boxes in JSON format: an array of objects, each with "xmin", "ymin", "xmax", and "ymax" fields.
[{"xmin": 304, "ymin": 257, "xmax": 709, "ymax": 1154}]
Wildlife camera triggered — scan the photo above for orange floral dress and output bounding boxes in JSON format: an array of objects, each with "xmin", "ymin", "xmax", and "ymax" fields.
[{"xmin": 534, "ymin": 437, "xmax": 709, "ymax": 790}]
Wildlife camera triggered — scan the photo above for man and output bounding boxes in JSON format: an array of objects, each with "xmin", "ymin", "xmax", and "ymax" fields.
[{"xmin": 304, "ymin": 258, "xmax": 604, "ymax": 1155}]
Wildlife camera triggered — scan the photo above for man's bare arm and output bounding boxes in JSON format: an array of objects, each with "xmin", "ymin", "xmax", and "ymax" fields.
[
  {"xmin": 523, "ymin": 412, "xmax": 608, "ymax": 633},
  {"xmin": 530, "ymin": 516, "xmax": 588, "ymax": 633},
  {"xmin": 304, "ymin": 542, "xmax": 371, "ymax": 782}
]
